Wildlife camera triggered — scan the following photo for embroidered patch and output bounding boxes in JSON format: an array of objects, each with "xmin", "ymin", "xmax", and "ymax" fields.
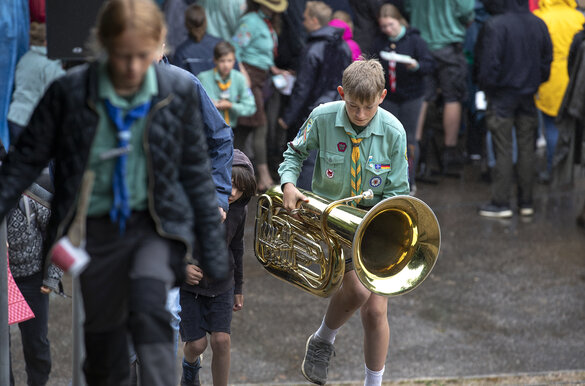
[
  {"xmin": 375, "ymin": 164, "xmax": 391, "ymax": 170},
  {"xmin": 292, "ymin": 118, "xmax": 313, "ymax": 147},
  {"xmin": 337, "ymin": 142, "xmax": 347, "ymax": 152},
  {"xmin": 370, "ymin": 176, "xmax": 382, "ymax": 187},
  {"xmin": 326, "ymin": 168, "xmax": 334, "ymax": 178}
]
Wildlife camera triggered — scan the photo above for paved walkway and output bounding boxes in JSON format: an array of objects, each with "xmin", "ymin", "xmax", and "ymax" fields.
[{"xmin": 9, "ymin": 160, "xmax": 585, "ymax": 385}]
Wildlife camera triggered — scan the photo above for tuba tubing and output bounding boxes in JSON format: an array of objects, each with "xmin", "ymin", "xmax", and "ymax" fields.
[{"xmin": 254, "ymin": 186, "xmax": 441, "ymax": 297}]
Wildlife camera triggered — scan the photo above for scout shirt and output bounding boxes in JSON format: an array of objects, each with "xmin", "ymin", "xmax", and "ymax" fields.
[
  {"xmin": 232, "ymin": 10, "xmax": 277, "ymax": 71},
  {"xmin": 197, "ymin": 68, "xmax": 256, "ymax": 126},
  {"xmin": 279, "ymin": 101, "xmax": 410, "ymax": 208},
  {"xmin": 86, "ymin": 62, "xmax": 157, "ymax": 217}
]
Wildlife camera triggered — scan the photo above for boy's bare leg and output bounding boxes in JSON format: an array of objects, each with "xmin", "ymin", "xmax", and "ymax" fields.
[
  {"xmin": 443, "ymin": 101, "xmax": 462, "ymax": 147},
  {"xmin": 323, "ymin": 271, "xmax": 371, "ymax": 330},
  {"xmin": 361, "ymin": 294, "xmax": 389, "ymax": 371},
  {"xmin": 210, "ymin": 332, "xmax": 231, "ymax": 386},
  {"xmin": 184, "ymin": 337, "xmax": 206, "ymax": 363}
]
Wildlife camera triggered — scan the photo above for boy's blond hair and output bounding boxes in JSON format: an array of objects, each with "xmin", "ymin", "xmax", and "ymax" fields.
[
  {"xmin": 341, "ymin": 59, "xmax": 385, "ymax": 103},
  {"xmin": 306, "ymin": 1, "xmax": 332, "ymax": 27}
]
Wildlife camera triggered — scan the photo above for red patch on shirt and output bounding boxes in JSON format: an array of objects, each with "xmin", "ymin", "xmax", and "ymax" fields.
[{"xmin": 337, "ymin": 142, "xmax": 347, "ymax": 152}]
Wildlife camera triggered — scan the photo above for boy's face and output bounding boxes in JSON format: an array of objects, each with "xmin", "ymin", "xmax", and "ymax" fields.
[
  {"xmin": 229, "ymin": 186, "xmax": 243, "ymax": 204},
  {"xmin": 106, "ymin": 28, "xmax": 161, "ymax": 94},
  {"xmin": 337, "ymin": 86, "xmax": 387, "ymax": 127},
  {"xmin": 215, "ymin": 52, "xmax": 236, "ymax": 78}
]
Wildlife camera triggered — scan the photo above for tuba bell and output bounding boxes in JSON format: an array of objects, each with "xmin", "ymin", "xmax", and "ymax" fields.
[{"xmin": 254, "ymin": 186, "xmax": 441, "ymax": 297}]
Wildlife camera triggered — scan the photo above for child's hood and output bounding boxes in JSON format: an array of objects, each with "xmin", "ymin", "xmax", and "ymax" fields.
[
  {"xmin": 233, "ymin": 148, "xmax": 254, "ymax": 177},
  {"xmin": 329, "ymin": 19, "xmax": 354, "ymax": 41}
]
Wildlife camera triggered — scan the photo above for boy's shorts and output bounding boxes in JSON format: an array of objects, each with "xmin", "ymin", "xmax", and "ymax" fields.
[
  {"xmin": 425, "ymin": 43, "xmax": 468, "ymax": 104},
  {"xmin": 179, "ymin": 287, "xmax": 233, "ymax": 342}
]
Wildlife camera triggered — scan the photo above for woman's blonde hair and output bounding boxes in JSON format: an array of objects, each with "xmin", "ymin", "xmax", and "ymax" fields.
[
  {"xmin": 342, "ymin": 59, "xmax": 385, "ymax": 103},
  {"xmin": 94, "ymin": 0, "xmax": 166, "ymax": 51},
  {"xmin": 378, "ymin": 3, "xmax": 408, "ymax": 27}
]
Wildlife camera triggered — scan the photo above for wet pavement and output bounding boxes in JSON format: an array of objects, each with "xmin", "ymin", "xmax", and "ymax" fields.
[{"xmin": 9, "ymin": 157, "xmax": 585, "ymax": 385}]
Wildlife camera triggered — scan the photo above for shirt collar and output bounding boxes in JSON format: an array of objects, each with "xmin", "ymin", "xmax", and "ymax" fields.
[
  {"xmin": 335, "ymin": 101, "xmax": 384, "ymax": 138},
  {"xmin": 30, "ymin": 45, "xmax": 48, "ymax": 55},
  {"xmin": 213, "ymin": 68, "xmax": 232, "ymax": 83},
  {"xmin": 98, "ymin": 61, "xmax": 158, "ymax": 108}
]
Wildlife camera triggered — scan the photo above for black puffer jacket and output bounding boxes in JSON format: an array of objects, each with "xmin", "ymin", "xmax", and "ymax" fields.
[
  {"xmin": 281, "ymin": 25, "xmax": 352, "ymax": 128},
  {"xmin": 0, "ymin": 61, "xmax": 229, "ymax": 281}
]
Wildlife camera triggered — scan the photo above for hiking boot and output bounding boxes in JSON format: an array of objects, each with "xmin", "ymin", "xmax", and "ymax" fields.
[
  {"xmin": 478, "ymin": 202, "xmax": 513, "ymax": 218},
  {"xmin": 301, "ymin": 334, "xmax": 335, "ymax": 385},
  {"xmin": 181, "ymin": 356, "xmax": 201, "ymax": 386}
]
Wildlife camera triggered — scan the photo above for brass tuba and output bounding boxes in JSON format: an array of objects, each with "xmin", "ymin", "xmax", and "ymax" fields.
[{"xmin": 254, "ymin": 186, "xmax": 441, "ymax": 297}]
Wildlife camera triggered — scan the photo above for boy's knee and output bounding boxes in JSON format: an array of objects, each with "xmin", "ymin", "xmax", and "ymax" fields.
[
  {"xmin": 210, "ymin": 332, "xmax": 231, "ymax": 353},
  {"xmin": 184, "ymin": 337, "xmax": 207, "ymax": 356},
  {"xmin": 360, "ymin": 298, "xmax": 388, "ymax": 327}
]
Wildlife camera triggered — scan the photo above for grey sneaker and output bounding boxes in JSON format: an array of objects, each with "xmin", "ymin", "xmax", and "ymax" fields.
[{"xmin": 301, "ymin": 334, "xmax": 335, "ymax": 385}]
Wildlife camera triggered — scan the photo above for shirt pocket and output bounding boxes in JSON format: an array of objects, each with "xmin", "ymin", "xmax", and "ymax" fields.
[
  {"xmin": 317, "ymin": 151, "xmax": 346, "ymax": 188},
  {"xmin": 363, "ymin": 161, "xmax": 392, "ymax": 194}
]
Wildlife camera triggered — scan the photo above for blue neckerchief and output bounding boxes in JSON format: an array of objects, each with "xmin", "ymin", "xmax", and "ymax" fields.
[{"xmin": 103, "ymin": 99, "xmax": 151, "ymax": 234}]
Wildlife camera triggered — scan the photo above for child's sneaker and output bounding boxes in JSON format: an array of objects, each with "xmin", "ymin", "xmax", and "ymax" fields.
[
  {"xmin": 301, "ymin": 334, "xmax": 335, "ymax": 385},
  {"xmin": 181, "ymin": 356, "xmax": 201, "ymax": 386}
]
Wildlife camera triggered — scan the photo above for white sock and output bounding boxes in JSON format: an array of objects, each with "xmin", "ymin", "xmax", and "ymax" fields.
[
  {"xmin": 364, "ymin": 365, "xmax": 384, "ymax": 386},
  {"xmin": 314, "ymin": 317, "xmax": 338, "ymax": 344}
]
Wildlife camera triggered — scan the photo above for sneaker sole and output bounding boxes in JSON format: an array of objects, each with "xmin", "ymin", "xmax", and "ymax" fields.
[
  {"xmin": 478, "ymin": 209, "xmax": 513, "ymax": 218},
  {"xmin": 301, "ymin": 334, "xmax": 325, "ymax": 385}
]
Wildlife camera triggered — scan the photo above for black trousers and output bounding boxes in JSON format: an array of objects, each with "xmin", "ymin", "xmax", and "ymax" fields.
[
  {"xmin": 81, "ymin": 212, "xmax": 178, "ymax": 386},
  {"xmin": 486, "ymin": 92, "xmax": 538, "ymax": 206}
]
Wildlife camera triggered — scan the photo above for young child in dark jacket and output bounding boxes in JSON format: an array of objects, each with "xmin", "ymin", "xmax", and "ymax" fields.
[{"xmin": 179, "ymin": 148, "xmax": 256, "ymax": 386}]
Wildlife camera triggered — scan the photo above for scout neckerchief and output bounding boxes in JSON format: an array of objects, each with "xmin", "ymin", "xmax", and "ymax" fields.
[
  {"xmin": 104, "ymin": 99, "xmax": 151, "ymax": 234},
  {"xmin": 215, "ymin": 68, "xmax": 232, "ymax": 125},
  {"xmin": 345, "ymin": 131, "xmax": 363, "ymax": 206},
  {"xmin": 388, "ymin": 26, "xmax": 406, "ymax": 93},
  {"xmin": 260, "ymin": 11, "xmax": 278, "ymax": 59}
]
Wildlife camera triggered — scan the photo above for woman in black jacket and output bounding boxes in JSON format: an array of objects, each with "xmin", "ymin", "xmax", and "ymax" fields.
[
  {"xmin": 374, "ymin": 3, "xmax": 435, "ymax": 194},
  {"xmin": 0, "ymin": 0, "xmax": 228, "ymax": 384}
]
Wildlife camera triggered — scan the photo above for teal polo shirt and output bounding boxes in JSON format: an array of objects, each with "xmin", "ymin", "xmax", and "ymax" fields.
[
  {"xmin": 87, "ymin": 62, "xmax": 157, "ymax": 217},
  {"xmin": 279, "ymin": 101, "xmax": 410, "ymax": 207}
]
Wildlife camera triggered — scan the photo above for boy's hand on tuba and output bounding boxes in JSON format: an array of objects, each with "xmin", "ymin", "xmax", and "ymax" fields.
[{"xmin": 282, "ymin": 183, "xmax": 309, "ymax": 212}]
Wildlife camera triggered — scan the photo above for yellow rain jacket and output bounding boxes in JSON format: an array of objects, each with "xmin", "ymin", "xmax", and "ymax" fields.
[{"xmin": 534, "ymin": 0, "xmax": 585, "ymax": 116}]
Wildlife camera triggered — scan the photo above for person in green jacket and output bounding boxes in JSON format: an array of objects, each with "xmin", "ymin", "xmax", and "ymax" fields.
[
  {"xmin": 197, "ymin": 41, "xmax": 256, "ymax": 128},
  {"xmin": 279, "ymin": 59, "xmax": 409, "ymax": 386}
]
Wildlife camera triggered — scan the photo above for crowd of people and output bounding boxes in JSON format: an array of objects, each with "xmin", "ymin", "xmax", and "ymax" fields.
[{"xmin": 1, "ymin": 0, "xmax": 585, "ymax": 385}]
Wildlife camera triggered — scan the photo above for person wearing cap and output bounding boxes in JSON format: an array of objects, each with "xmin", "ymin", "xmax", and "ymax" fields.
[{"xmin": 231, "ymin": 0, "xmax": 289, "ymax": 193}]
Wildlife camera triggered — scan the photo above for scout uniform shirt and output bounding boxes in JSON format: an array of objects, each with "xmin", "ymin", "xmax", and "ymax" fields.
[
  {"xmin": 197, "ymin": 68, "xmax": 256, "ymax": 126},
  {"xmin": 279, "ymin": 101, "xmax": 410, "ymax": 208}
]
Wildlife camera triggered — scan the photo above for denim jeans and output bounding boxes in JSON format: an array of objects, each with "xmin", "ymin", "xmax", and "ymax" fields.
[{"xmin": 541, "ymin": 111, "xmax": 558, "ymax": 172}]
